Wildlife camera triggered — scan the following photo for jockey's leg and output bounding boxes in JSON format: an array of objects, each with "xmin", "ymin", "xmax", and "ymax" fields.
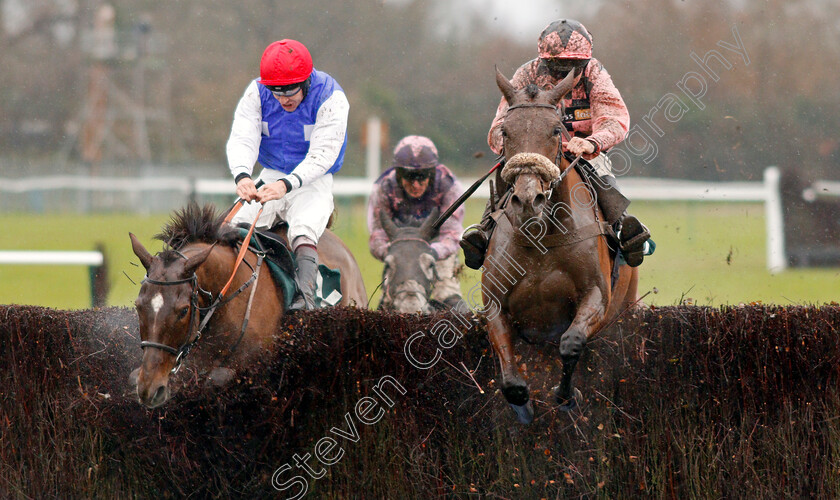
[
  {"xmin": 289, "ymin": 238, "xmax": 318, "ymax": 311},
  {"xmin": 429, "ymin": 253, "xmax": 463, "ymax": 307},
  {"xmin": 460, "ymin": 189, "xmax": 512, "ymax": 270},
  {"xmin": 587, "ymin": 155, "xmax": 651, "ymax": 267},
  {"xmin": 283, "ymin": 175, "xmax": 334, "ymax": 312}
]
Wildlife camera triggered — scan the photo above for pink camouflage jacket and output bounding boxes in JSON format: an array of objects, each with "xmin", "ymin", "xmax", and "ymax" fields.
[
  {"xmin": 367, "ymin": 165, "xmax": 465, "ymax": 261},
  {"xmin": 488, "ymin": 57, "xmax": 630, "ymax": 159}
]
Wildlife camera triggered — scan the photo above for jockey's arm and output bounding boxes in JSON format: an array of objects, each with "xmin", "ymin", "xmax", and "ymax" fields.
[
  {"xmin": 283, "ymin": 91, "xmax": 350, "ymax": 190},
  {"xmin": 367, "ymin": 184, "xmax": 390, "ymax": 261},
  {"xmin": 429, "ymin": 178, "xmax": 465, "ymax": 260},
  {"xmin": 583, "ymin": 62, "xmax": 630, "ymax": 154},
  {"xmin": 226, "ymin": 81, "xmax": 262, "ymax": 187}
]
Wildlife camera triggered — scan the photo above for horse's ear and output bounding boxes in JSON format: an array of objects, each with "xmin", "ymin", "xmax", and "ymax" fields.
[
  {"xmin": 545, "ymin": 68, "xmax": 578, "ymax": 106},
  {"xmin": 129, "ymin": 232, "xmax": 153, "ymax": 271},
  {"xmin": 495, "ymin": 66, "xmax": 516, "ymax": 105},
  {"xmin": 183, "ymin": 243, "xmax": 215, "ymax": 276},
  {"xmin": 420, "ymin": 207, "xmax": 441, "ymax": 241},
  {"xmin": 379, "ymin": 209, "xmax": 400, "ymax": 240}
]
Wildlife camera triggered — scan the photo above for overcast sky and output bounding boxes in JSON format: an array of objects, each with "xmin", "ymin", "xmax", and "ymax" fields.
[{"xmin": 385, "ymin": 0, "xmax": 602, "ymax": 41}]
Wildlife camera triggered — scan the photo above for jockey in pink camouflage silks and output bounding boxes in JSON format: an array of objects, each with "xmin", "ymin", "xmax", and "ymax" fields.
[
  {"xmin": 461, "ymin": 19, "xmax": 651, "ymax": 269},
  {"xmin": 367, "ymin": 135, "xmax": 465, "ymax": 308}
]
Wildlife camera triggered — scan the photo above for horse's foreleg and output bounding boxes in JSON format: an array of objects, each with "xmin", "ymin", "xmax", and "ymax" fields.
[
  {"xmin": 487, "ymin": 312, "xmax": 533, "ymax": 423},
  {"xmin": 556, "ymin": 287, "xmax": 607, "ymax": 410}
]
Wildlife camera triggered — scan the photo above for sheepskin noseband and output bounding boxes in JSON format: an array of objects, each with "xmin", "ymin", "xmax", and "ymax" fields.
[{"xmin": 501, "ymin": 153, "xmax": 560, "ymax": 183}]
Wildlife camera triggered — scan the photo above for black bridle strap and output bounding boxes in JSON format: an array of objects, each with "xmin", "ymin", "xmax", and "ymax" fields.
[
  {"xmin": 138, "ymin": 247, "xmax": 263, "ymax": 371},
  {"xmin": 506, "ymin": 103, "xmax": 560, "ymax": 112},
  {"xmin": 139, "ymin": 340, "xmax": 180, "ymax": 356}
]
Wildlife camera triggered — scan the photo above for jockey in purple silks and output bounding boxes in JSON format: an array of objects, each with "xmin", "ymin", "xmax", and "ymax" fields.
[
  {"xmin": 461, "ymin": 19, "xmax": 651, "ymax": 270},
  {"xmin": 367, "ymin": 135, "xmax": 465, "ymax": 308}
]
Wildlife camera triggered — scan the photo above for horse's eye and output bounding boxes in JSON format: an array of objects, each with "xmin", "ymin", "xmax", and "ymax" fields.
[{"xmin": 178, "ymin": 307, "xmax": 189, "ymax": 319}]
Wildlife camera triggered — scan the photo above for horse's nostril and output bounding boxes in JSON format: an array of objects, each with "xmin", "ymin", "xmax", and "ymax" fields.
[
  {"xmin": 152, "ymin": 385, "xmax": 167, "ymax": 405},
  {"xmin": 534, "ymin": 193, "xmax": 546, "ymax": 209},
  {"xmin": 511, "ymin": 194, "xmax": 522, "ymax": 207}
]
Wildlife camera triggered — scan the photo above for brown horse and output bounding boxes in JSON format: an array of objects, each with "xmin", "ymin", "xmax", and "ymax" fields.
[
  {"xmin": 481, "ymin": 68, "xmax": 639, "ymax": 423},
  {"xmin": 129, "ymin": 204, "xmax": 366, "ymax": 408}
]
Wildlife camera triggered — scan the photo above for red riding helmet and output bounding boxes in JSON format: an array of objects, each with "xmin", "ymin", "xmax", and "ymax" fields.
[
  {"xmin": 259, "ymin": 39, "xmax": 313, "ymax": 86},
  {"xmin": 538, "ymin": 19, "xmax": 593, "ymax": 60}
]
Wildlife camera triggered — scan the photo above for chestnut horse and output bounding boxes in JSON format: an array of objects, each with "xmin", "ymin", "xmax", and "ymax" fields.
[
  {"xmin": 482, "ymin": 69, "xmax": 639, "ymax": 423},
  {"xmin": 129, "ymin": 204, "xmax": 366, "ymax": 408}
]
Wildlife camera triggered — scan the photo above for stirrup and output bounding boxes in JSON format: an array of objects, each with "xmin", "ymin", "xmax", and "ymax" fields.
[
  {"xmin": 620, "ymin": 216, "xmax": 650, "ymax": 267},
  {"xmin": 460, "ymin": 226, "xmax": 488, "ymax": 270}
]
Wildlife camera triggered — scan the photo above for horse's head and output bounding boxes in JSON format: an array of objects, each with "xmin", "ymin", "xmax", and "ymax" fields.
[
  {"xmin": 379, "ymin": 208, "xmax": 440, "ymax": 314},
  {"xmin": 495, "ymin": 67, "xmax": 577, "ymax": 225},
  {"xmin": 129, "ymin": 232, "xmax": 214, "ymax": 408}
]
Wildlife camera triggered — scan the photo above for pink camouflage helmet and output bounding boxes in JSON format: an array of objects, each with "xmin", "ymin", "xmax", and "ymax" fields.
[{"xmin": 538, "ymin": 19, "xmax": 593, "ymax": 60}]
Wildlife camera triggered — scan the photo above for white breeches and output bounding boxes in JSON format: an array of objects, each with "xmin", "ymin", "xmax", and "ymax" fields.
[{"xmin": 232, "ymin": 172, "xmax": 334, "ymax": 248}]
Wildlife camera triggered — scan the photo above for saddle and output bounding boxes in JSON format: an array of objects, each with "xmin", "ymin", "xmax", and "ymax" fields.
[{"xmin": 234, "ymin": 222, "xmax": 343, "ymax": 309}]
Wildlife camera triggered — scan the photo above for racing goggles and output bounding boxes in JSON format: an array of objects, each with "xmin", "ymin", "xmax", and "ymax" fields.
[
  {"xmin": 543, "ymin": 58, "xmax": 590, "ymax": 78},
  {"xmin": 266, "ymin": 83, "xmax": 302, "ymax": 97},
  {"xmin": 396, "ymin": 167, "xmax": 435, "ymax": 183}
]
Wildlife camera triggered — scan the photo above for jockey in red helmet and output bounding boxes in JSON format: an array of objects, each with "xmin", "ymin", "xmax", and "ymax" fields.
[
  {"xmin": 461, "ymin": 19, "xmax": 651, "ymax": 269},
  {"xmin": 226, "ymin": 39, "xmax": 349, "ymax": 311},
  {"xmin": 367, "ymin": 135, "xmax": 465, "ymax": 309}
]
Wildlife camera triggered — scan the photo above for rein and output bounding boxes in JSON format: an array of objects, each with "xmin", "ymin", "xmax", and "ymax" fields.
[{"xmin": 140, "ymin": 208, "xmax": 265, "ymax": 374}]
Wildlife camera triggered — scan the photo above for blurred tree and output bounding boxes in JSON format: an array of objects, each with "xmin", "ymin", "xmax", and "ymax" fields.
[{"xmin": 0, "ymin": 0, "xmax": 837, "ymax": 182}]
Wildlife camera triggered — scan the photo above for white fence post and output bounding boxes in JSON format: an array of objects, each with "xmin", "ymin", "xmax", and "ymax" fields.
[
  {"xmin": 365, "ymin": 116, "xmax": 381, "ymax": 185},
  {"xmin": 764, "ymin": 166, "xmax": 787, "ymax": 273}
]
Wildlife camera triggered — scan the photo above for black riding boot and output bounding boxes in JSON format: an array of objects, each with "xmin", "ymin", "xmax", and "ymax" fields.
[
  {"xmin": 460, "ymin": 197, "xmax": 496, "ymax": 270},
  {"xmin": 593, "ymin": 175, "xmax": 651, "ymax": 267},
  {"xmin": 289, "ymin": 245, "xmax": 319, "ymax": 312}
]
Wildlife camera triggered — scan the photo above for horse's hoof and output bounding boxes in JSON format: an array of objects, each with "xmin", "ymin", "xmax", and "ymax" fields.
[
  {"xmin": 502, "ymin": 383, "xmax": 530, "ymax": 407},
  {"xmin": 509, "ymin": 400, "xmax": 534, "ymax": 424},
  {"xmin": 555, "ymin": 387, "xmax": 583, "ymax": 412},
  {"xmin": 128, "ymin": 367, "xmax": 140, "ymax": 387}
]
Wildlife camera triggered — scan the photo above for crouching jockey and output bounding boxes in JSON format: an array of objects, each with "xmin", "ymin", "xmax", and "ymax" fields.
[
  {"xmin": 227, "ymin": 39, "xmax": 349, "ymax": 311},
  {"xmin": 368, "ymin": 135, "xmax": 465, "ymax": 308},
  {"xmin": 460, "ymin": 19, "xmax": 651, "ymax": 270}
]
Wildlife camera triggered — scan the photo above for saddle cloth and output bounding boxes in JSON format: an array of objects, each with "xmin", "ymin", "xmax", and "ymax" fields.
[{"xmin": 235, "ymin": 227, "xmax": 342, "ymax": 309}]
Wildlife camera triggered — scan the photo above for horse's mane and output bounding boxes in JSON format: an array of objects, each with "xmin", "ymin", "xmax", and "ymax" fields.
[
  {"xmin": 524, "ymin": 83, "xmax": 541, "ymax": 100},
  {"xmin": 154, "ymin": 203, "xmax": 238, "ymax": 253}
]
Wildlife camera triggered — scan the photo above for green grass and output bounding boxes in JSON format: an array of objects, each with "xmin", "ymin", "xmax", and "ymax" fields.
[{"xmin": 0, "ymin": 200, "xmax": 837, "ymax": 309}]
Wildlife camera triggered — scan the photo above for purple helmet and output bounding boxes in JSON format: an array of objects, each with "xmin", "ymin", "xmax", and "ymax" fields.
[{"xmin": 392, "ymin": 135, "xmax": 439, "ymax": 170}]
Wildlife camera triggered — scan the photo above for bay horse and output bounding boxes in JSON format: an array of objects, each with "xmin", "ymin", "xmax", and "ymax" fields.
[
  {"xmin": 129, "ymin": 203, "xmax": 367, "ymax": 408},
  {"xmin": 482, "ymin": 68, "xmax": 639, "ymax": 423},
  {"xmin": 377, "ymin": 208, "xmax": 441, "ymax": 313}
]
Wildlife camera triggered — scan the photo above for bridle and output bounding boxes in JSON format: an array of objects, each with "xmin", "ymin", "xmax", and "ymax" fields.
[
  {"xmin": 139, "ymin": 248, "xmax": 264, "ymax": 374},
  {"xmin": 502, "ymin": 101, "xmax": 582, "ymax": 201},
  {"xmin": 139, "ymin": 208, "xmax": 265, "ymax": 374}
]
